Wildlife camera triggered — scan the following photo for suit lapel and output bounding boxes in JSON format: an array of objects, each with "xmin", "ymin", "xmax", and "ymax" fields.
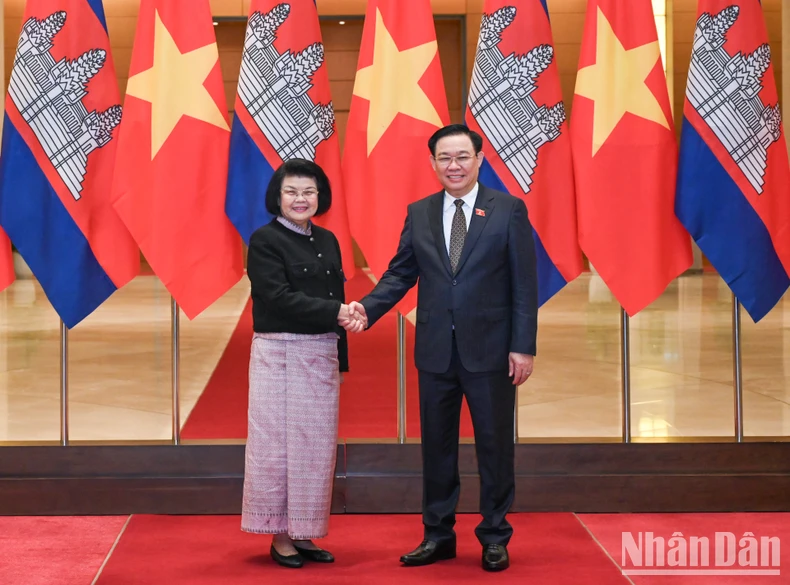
[
  {"xmin": 454, "ymin": 185, "xmax": 495, "ymax": 275},
  {"xmin": 429, "ymin": 191, "xmax": 453, "ymax": 276}
]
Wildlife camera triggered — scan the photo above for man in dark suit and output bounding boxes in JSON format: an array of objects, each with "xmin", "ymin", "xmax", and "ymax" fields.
[{"xmin": 348, "ymin": 124, "xmax": 538, "ymax": 572}]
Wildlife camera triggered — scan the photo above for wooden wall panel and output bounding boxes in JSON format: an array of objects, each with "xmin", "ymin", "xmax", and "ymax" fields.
[
  {"xmin": 436, "ymin": 18, "xmax": 465, "ymax": 123},
  {"xmin": 4, "ymin": 0, "xmax": 24, "ymax": 92},
  {"xmin": 210, "ymin": 0, "xmax": 245, "ymax": 17},
  {"xmin": 548, "ymin": 3, "xmax": 587, "ymax": 117},
  {"xmin": 322, "ymin": 19, "xmax": 364, "ymax": 121},
  {"xmin": 3, "ymin": 443, "xmax": 790, "ymax": 515},
  {"xmin": 216, "ymin": 22, "xmax": 246, "ymax": 117},
  {"xmin": 103, "ymin": 0, "xmax": 140, "ymax": 17},
  {"xmin": 466, "ymin": 12, "xmax": 481, "ymax": 83},
  {"xmin": 4, "ymin": 0, "xmax": 25, "ymax": 17}
]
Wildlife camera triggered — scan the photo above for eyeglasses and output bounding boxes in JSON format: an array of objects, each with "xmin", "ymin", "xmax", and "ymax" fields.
[
  {"xmin": 281, "ymin": 188, "xmax": 319, "ymax": 199},
  {"xmin": 433, "ymin": 154, "xmax": 478, "ymax": 167}
]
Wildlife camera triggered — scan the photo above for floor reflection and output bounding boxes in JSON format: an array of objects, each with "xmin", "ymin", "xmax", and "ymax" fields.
[
  {"xmin": 0, "ymin": 272, "xmax": 788, "ymax": 441},
  {"xmin": 519, "ymin": 273, "xmax": 790, "ymax": 438},
  {"xmin": 0, "ymin": 276, "xmax": 250, "ymax": 441}
]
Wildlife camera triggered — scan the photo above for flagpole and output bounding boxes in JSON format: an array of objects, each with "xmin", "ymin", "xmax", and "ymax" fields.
[
  {"xmin": 513, "ymin": 404, "xmax": 519, "ymax": 445},
  {"xmin": 732, "ymin": 294, "xmax": 744, "ymax": 442},
  {"xmin": 397, "ymin": 312, "xmax": 406, "ymax": 444},
  {"xmin": 60, "ymin": 320, "xmax": 69, "ymax": 446},
  {"xmin": 620, "ymin": 308, "xmax": 631, "ymax": 443},
  {"xmin": 171, "ymin": 297, "xmax": 181, "ymax": 445}
]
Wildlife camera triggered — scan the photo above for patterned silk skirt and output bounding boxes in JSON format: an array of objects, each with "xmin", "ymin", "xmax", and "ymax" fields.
[{"xmin": 241, "ymin": 332, "xmax": 340, "ymax": 539}]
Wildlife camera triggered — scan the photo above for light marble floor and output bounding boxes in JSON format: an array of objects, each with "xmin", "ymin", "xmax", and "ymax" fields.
[
  {"xmin": 0, "ymin": 276, "xmax": 250, "ymax": 442},
  {"xmin": 1, "ymin": 272, "xmax": 789, "ymax": 442}
]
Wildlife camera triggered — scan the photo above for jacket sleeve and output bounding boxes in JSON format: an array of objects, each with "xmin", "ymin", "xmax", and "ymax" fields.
[
  {"xmin": 247, "ymin": 230, "xmax": 342, "ymax": 330},
  {"xmin": 333, "ymin": 234, "xmax": 349, "ymax": 373},
  {"xmin": 508, "ymin": 198, "xmax": 538, "ymax": 355},
  {"xmin": 360, "ymin": 207, "xmax": 420, "ymax": 327}
]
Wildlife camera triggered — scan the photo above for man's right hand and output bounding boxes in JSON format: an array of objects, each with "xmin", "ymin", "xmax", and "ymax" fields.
[
  {"xmin": 338, "ymin": 301, "xmax": 368, "ymax": 333},
  {"xmin": 347, "ymin": 301, "xmax": 368, "ymax": 332}
]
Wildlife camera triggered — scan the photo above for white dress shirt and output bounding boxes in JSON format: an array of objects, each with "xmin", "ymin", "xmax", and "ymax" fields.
[{"xmin": 443, "ymin": 183, "xmax": 479, "ymax": 254}]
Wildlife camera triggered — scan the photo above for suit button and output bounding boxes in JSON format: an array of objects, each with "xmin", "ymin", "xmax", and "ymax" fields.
[
  {"xmin": 310, "ymin": 237, "xmax": 315, "ymax": 242},
  {"xmin": 329, "ymin": 292, "xmax": 334, "ymax": 297},
  {"xmin": 452, "ymin": 280, "xmax": 457, "ymax": 286},
  {"xmin": 326, "ymin": 270, "xmax": 330, "ymax": 275},
  {"xmin": 317, "ymin": 253, "xmax": 323, "ymax": 258}
]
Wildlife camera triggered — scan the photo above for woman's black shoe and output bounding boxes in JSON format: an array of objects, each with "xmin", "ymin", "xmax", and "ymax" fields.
[
  {"xmin": 293, "ymin": 545, "xmax": 335, "ymax": 563},
  {"xmin": 270, "ymin": 545, "xmax": 304, "ymax": 568}
]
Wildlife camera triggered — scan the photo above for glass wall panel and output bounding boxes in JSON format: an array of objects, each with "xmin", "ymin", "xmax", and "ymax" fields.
[
  {"xmin": 0, "ymin": 277, "xmax": 61, "ymax": 441},
  {"xmin": 179, "ymin": 279, "xmax": 251, "ymax": 440},
  {"xmin": 68, "ymin": 275, "xmax": 172, "ymax": 442},
  {"xmin": 630, "ymin": 274, "xmax": 734, "ymax": 438},
  {"xmin": 520, "ymin": 274, "xmax": 622, "ymax": 438},
  {"xmin": 743, "ymin": 291, "xmax": 790, "ymax": 437},
  {"xmin": 66, "ymin": 274, "xmax": 251, "ymax": 443}
]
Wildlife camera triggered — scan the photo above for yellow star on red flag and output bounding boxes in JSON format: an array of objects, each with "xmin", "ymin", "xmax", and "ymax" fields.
[
  {"xmin": 574, "ymin": 7, "xmax": 670, "ymax": 156},
  {"xmin": 125, "ymin": 10, "xmax": 228, "ymax": 158},
  {"xmin": 352, "ymin": 8, "xmax": 443, "ymax": 155}
]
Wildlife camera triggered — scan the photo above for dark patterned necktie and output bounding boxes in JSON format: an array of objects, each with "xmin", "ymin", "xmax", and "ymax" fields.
[{"xmin": 449, "ymin": 199, "xmax": 466, "ymax": 272}]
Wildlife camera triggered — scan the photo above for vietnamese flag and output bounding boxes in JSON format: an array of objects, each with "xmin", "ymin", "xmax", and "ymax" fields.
[
  {"xmin": 111, "ymin": 0, "xmax": 243, "ymax": 318},
  {"xmin": 570, "ymin": 0, "xmax": 692, "ymax": 315},
  {"xmin": 0, "ymin": 227, "xmax": 12, "ymax": 292},
  {"xmin": 343, "ymin": 0, "xmax": 450, "ymax": 318}
]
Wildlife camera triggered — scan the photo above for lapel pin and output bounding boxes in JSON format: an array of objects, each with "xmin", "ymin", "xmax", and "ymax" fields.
[{"xmin": 475, "ymin": 208, "xmax": 486, "ymax": 217}]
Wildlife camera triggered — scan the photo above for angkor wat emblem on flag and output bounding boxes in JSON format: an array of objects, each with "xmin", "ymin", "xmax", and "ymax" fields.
[
  {"xmin": 687, "ymin": 5, "xmax": 782, "ymax": 194},
  {"xmin": 237, "ymin": 3, "xmax": 336, "ymax": 162},
  {"xmin": 468, "ymin": 6, "xmax": 566, "ymax": 193},
  {"xmin": 9, "ymin": 11, "xmax": 121, "ymax": 201}
]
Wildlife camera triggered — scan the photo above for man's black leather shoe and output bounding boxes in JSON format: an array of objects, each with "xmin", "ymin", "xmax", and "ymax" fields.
[
  {"xmin": 293, "ymin": 545, "xmax": 335, "ymax": 563},
  {"xmin": 482, "ymin": 544, "xmax": 509, "ymax": 571},
  {"xmin": 270, "ymin": 545, "xmax": 304, "ymax": 568},
  {"xmin": 400, "ymin": 539, "xmax": 457, "ymax": 566}
]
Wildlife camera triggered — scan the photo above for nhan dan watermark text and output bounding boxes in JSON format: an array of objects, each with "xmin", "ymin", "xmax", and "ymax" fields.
[{"xmin": 621, "ymin": 531, "xmax": 780, "ymax": 576}]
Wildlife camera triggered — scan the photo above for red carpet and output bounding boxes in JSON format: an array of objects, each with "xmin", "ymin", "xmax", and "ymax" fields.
[
  {"xmin": 181, "ymin": 271, "xmax": 474, "ymax": 439},
  {"xmin": 578, "ymin": 513, "xmax": 790, "ymax": 584},
  {"xmin": 95, "ymin": 513, "xmax": 630, "ymax": 585},
  {"xmin": 0, "ymin": 516, "xmax": 128, "ymax": 585},
  {"xmin": 181, "ymin": 298, "xmax": 253, "ymax": 439}
]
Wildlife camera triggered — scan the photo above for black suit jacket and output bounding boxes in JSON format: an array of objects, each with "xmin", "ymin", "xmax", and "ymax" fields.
[{"xmin": 361, "ymin": 184, "xmax": 538, "ymax": 374}]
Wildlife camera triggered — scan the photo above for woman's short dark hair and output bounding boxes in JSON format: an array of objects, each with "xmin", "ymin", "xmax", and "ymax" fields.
[{"xmin": 265, "ymin": 158, "xmax": 332, "ymax": 217}]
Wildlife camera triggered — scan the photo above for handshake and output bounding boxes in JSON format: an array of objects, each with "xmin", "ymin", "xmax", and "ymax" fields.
[{"xmin": 338, "ymin": 301, "xmax": 368, "ymax": 333}]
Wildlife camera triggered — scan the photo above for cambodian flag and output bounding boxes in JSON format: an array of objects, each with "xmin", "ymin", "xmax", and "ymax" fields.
[
  {"xmin": 677, "ymin": 0, "xmax": 790, "ymax": 322},
  {"xmin": 0, "ymin": 0, "xmax": 138, "ymax": 327},
  {"xmin": 226, "ymin": 0, "xmax": 355, "ymax": 277},
  {"xmin": 466, "ymin": 0, "xmax": 582, "ymax": 305}
]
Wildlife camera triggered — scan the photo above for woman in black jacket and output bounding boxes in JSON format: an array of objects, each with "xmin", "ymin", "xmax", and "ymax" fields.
[{"xmin": 240, "ymin": 159, "xmax": 362, "ymax": 568}]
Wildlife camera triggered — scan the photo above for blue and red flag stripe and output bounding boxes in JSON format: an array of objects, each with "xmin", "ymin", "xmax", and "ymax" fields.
[
  {"xmin": 226, "ymin": 103, "xmax": 281, "ymax": 243},
  {"xmin": 676, "ymin": 0, "xmax": 790, "ymax": 321},
  {"xmin": 0, "ymin": 0, "xmax": 138, "ymax": 327}
]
